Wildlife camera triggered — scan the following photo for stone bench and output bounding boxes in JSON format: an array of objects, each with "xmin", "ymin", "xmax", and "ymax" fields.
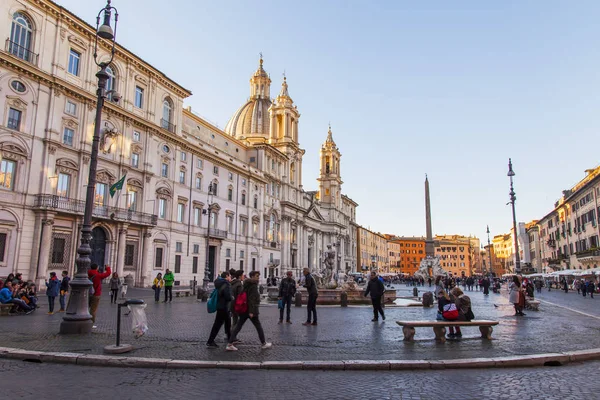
[
  {"xmin": 173, "ymin": 289, "xmax": 191, "ymax": 297},
  {"xmin": 0, "ymin": 303, "xmax": 14, "ymax": 316},
  {"xmin": 525, "ymin": 299, "xmax": 540, "ymax": 311},
  {"xmin": 396, "ymin": 320, "xmax": 499, "ymax": 343}
]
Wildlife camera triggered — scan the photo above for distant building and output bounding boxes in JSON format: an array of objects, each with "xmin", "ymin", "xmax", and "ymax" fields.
[
  {"xmin": 357, "ymin": 227, "xmax": 388, "ymax": 272},
  {"xmin": 434, "ymin": 235, "xmax": 480, "ymax": 277}
]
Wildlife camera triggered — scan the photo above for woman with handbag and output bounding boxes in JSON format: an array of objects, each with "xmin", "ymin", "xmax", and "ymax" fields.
[
  {"xmin": 438, "ymin": 290, "xmax": 460, "ymax": 338},
  {"xmin": 152, "ymin": 273, "xmax": 164, "ymax": 303}
]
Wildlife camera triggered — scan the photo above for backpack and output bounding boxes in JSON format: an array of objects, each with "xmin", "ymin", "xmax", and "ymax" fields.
[
  {"xmin": 207, "ymin": 287, "xmax": 219, "ymax": 313},
  {"xmin": 234, "ymin": 291, "xmax": 248, "ymax": 314}
]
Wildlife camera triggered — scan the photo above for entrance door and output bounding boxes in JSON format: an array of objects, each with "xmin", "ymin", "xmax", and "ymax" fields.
[
  {"xmin": 208, "ymin": 245, "xmax": 216, "ymax": 281},
  {"xmin": 307, "ymin": 248, "xmax": 312, "ymax": 269},
  {"xmin": 90, "ymin": 227, "xmax": 107, "ymax": 270}
]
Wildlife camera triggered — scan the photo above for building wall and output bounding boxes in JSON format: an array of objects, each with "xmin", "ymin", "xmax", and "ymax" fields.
[
  {"xmin": 434, "ymin": 235, "xmax": 479, "ymax": 277},
  {"xmin": 357, "ymin": 227, "xmax": 388, "ymax": 272}
]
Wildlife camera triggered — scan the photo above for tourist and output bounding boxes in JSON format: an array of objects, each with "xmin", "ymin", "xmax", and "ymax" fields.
[
  {"xmin": 509, "ymin": 275, "xmax": 525, "ymax": 316},
  {"xmin": 438, "ymin": 290, "xmax": 459, "ymax": 337},
  {"xmin": 152, "ymin": 273, "xmax": 164, "ymax": 303},
  {"xmin": 586, "ymin": 280, "xmax": 595, "ymax": 299},
  {"xmin": 562, "ymin": 278, "xmax": 569, "ymax": 293},
  {"xmin": 88, "ymin": 264, "xmax": 112, "ymax": 328},
  {"xmin": 163, "ymin": 268, "xmax": 175, "ymax": 302},
  {"xmin": 0, "ymin": 281, "xmax": 33, "ymax": 314},
  {"xmin": 534, "ymin": 279, "xmax": 543, "ymax": 294},
  {"xmin": 45, "ymin": 272, "xmax": 60, "ymax": 315},
  {"xmin": 434, "ymin": 275, "xmax": 445, "ymax": 299},
  {"xmin": 226, "ymin": 271, "xmax": 272, "ymax": 351},
  {"xmin": 230, "ymin": 270, "xmax": 244, "ymax": 328},
  {"xmin": 278, "ymin": 270, "xmax": 296, "ymax": 324},
  {"xmin": 302, "ymin": 267, "xmax": 318, "ymax": 326},
  {"xmin": 482, "ymin": 276, "xmax": 490, "ymax": 296},
  {"xmin": 59, "ymin": 270, "xmax": 70, "ymax": 312},
  {"xmin": 109, "ymin": 272, "xmax": 120, "ymax": 304},
  {"xmin": 206, "ymin": 271, "xmax": 233, "ymax": 348},
  {"xmin": 364, "ymin": 271, "xmax": 385, "ymax": 322},
  {"xmin": 451, "ymin": 287, "xmax": 474, "ymax": 338},
  {"xmin": 575, "ymin": 279, "xmax": 581, "ymax": 295}
]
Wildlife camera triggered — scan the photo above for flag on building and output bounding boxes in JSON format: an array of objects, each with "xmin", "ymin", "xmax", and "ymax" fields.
[{"xmin": 110, "ymin": 174, "xmax": 126, "ymax": 198}]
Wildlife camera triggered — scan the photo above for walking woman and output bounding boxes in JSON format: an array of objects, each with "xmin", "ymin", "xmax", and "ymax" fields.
[
  {"xmin": 509, "ymin": 275, "xmax": 525, "ymax": 316},
  {"xmin": 109, "ymin": 272, "xmax": 120, "ymax": 304},
  {"xmin": 153, "ymin": 273, "xmax": 164, "ymax": 303}
]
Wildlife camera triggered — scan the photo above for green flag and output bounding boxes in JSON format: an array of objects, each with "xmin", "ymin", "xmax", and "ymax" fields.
[{"xmin": 109, "ymin": 174, "xmax": 126, "ymax": 198}]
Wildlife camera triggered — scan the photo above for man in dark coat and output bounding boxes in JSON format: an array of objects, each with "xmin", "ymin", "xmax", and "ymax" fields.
[
  {"xmin": 364, "ymin": 271, "xmax": 385, "ymax": 321},
  {"xmin": 206, "ymin": 271, "xmax": 233, "ymax": 348},
  {"xmin": 278, "ymin": 271, "xmax": 296, "ymax": 324},
  {"xmin": 302, "ymin": 268, "xmax": 319, "ymax": 326}
]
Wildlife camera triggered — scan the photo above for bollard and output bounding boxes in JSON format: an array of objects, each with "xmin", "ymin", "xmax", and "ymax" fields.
[
  {"xmin": 413, "ymin": 287, "xmax": 419, "ymax": 297},
  {"xmin": 104, "ymin": 299, "xmax": 144, "ymax": 354},
  {"xmin": 295, "ymin": 292, "xmax": 303, "ymax": 307},
  {"xmin": 340, "ymin": 291, "xmax": 348, "ymax": 307}
]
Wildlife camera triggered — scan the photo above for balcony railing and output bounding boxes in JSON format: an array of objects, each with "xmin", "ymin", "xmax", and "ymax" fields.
[
  {"xmin": 207, "ymin": 228, "xmax": 227, "ymax": 239},
  {"xmin": 160, "ymin": 118, "xmax": 176, "ymax": 133},
  {"xmin": 34, "ymin": 194, "xmax": 157, "ymax": 226},
  {"xmin": 576, "ymin": 249, "xmax": 600, "ymax": 260},
  {"xmin": 5, "ymin": 39, "xmax": 38, "ymax": 66}
]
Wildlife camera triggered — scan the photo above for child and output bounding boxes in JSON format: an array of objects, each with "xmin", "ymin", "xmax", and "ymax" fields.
[{"xmin": 45, "ymin": 272, "xmax": 60, "ymax": 315}]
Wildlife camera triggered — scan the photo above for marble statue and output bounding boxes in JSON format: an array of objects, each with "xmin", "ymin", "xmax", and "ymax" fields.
[{"xmin": 413, "ymin": 256, "xmax": 448, "ymax": 280}]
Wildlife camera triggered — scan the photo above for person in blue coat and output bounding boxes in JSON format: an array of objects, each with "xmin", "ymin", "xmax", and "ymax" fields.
[{"xmin": 45, "ymin": 272, "xmax": 60, "ymax": 315}]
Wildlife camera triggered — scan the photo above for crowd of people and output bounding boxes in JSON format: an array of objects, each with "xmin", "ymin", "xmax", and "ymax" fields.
[{"xmin": 0, "ymin": 271, "xmax": 73, "ymax": 315}]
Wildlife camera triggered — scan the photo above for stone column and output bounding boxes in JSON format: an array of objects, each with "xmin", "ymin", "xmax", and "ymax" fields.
[
  {"xmin": 116, "ymin": 225, "xmax": 128, "ymax": 277},
  {"xmin": 269, "ymin": 115, "xmax": 277, "ymax": 142},
  {"xmin": 37, "ymin": 218, "xmax": 55, "ymax": 289},
  {"xmin": 140, "ymin": 229, "xmax": 152, "ymax": 287}
]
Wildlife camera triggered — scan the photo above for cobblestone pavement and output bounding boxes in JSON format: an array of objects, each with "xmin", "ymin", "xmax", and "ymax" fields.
[
  {"xmin": 1, "ymin": 358, "xmax": 599, "ymax": 400},
  {"xmin": 1, "ymin": 285, "xmax": 600, "ymax": 362}
]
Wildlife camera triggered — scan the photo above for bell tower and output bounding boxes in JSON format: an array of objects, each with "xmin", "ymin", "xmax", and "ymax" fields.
[
  {"xmin": 318, "ymin": 125, "xmax": 342, "ymax": 206},
  {"xmin": 268, "ymin": 76, "xmax": 300, "ymax": 145}
]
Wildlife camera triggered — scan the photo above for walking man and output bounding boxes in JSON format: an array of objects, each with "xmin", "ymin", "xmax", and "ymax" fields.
[
  {"xmin": 226, "ymin": 271, "xmax": 272, "ymax": 351},
  {"xmin": 278, "ymin": 271, "xmax": 296, "ymax": 324},
  {"xmin": 163, "ymin": 268, "xmax": 174, "ymax": 302},
  {"xmin": 88, "ymin": 264, "xmax": 111, "ymax": 328},
  {"xmin": 302, "ymin": 267, "xmax": 318, "ymax": 326},
  {"xmin": 230, "ymin": 270, "xmax": 244, "ymax": 328},
  {"xmin": 206, "ymin": 271, "xmax": 233, "ymax": 348},
  {"xmin": 365, "ymin": 271, "xmax": 386, "ymax": 321}
]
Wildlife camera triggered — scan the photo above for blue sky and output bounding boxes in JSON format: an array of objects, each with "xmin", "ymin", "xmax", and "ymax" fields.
[{"xmin": 60, "ymin": 0, "xmax": 600, "ymax": 244}]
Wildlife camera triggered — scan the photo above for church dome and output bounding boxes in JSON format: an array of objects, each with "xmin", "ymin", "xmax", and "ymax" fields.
[{"xmin": 224, "ymin": 56, "xmax": 272, "ymax": 139}]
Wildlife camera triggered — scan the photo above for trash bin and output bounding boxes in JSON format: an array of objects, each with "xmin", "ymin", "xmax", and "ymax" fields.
[{"xmin": 104, "ymin": 299, "xmax": 146, "ymax": 354}]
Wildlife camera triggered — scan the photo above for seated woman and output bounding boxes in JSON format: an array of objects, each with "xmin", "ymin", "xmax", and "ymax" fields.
[
  {"xmin": 438, "ymin": 290, "xmax": 460, "ymax": 337},
  {"xmin": 450, "ymin": 287, "xmax": 474, "ymax": 338}
]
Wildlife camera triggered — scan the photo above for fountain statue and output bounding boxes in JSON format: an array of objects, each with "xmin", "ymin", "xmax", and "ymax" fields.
[{"xmin": 413, "ymin": 256, "xmax": 448, "ymax": 280}]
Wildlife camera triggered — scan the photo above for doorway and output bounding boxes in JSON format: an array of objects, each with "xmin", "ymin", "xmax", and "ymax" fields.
[{"xmin": 90, "ymin": 227, "xmax": 107, "ymax": 270}]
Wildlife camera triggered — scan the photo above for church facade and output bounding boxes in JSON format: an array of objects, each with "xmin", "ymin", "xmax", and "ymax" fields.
[{"xmin": 0, "ymin": 0, "xmax": 357, "ymax": 286}]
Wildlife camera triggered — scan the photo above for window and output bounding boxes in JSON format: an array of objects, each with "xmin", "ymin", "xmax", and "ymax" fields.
[
  {"xmin": 226, "ymin": 215, "xmax": 233, "ymax": 233},
  {"xmin": 226, "ymin": 248, "xmax": 231, "ymax": 257},
  {"xmin": 65, "ymin": 100, "xmax": 77, "ymax": 115},
  {"xmin": 241, "ymin": 193, "xmax": 246, "ymax": 206},
  {"xmin": 127, "ymin": 190, "xmax": 137, "ymax": 211},
  {"xmin": 161, "ymin": 163, "xmax": 169, "ymax": 177},
  {"xmin": 241, "ymin": 219, "xmax": 247, "ymax": 236},
  {"xmin": 226, "ymin": 259, "xmax": 230, "ymax": 269},
  {"xmin": 177, "ymin": 203, "xmax": 185, "ymax": 223},
  {"xmin": 242, "ymin": 178, "xmax": 246, "ymax": 186},
  {"xmin": 68, "ymin": 49, "xmax": 81, "ymax": 76},
  {"xmin": 125, "ymin": 244, "xmax": 135, "ymax": 266},
  {"xmin": 240, "ymin": 250, "xmax": 245, "ymax": 258},
  {"xmin": 213, "ymin": 166, "xmax": 219, "ymax": 175},
  {"xmin": 131, "ymin": 153, "xmax": 139, "ymax": 168},
  {"xmin": 158, "ymin": 198, "xmax": 167, "ymax": 219},
  {"xmin": 228, "ymin": 187, "xmax": 233, "ymax": 201},
  {"xmin": 134, "ymin": 86, "xmax": 144, "ymax": 108},
  {"xmin": 63, "ymin": 127, "xmax": 74, "ymax": 146},
  {"xmin": 195, "ymin": 176, "xmax": 202, "ymax": 190},
  {"xmin": 7, "ymin": 108, "xmax": 22, "ymax": 131},
  {"xmin": 9, "ymin": 12, "xmax": 33, "ymax": 62},
  {"xmin": 192, "ymin": 256, "xmax": 198, "ymax": 273},
  {"xmin": 106, "ymin": 65, "xmax": 116, "ymax": 101},
  {"xmin": 132, "ymin": 131, "xmax": 140, "ymax": 142},
  {"xmin": 162, "ymin": 99, "xmax": 173, "ymax": 131},
  {"xmin": 179, "ymin": 171, "xmax": 186, "ymax": 184},
  {"xmin": 228, "ymin": 172, "xmax": 233, "ymax": 181},
  {"xmin": 11, "ymin": 81, "xmax": 26, "ymax": 93},
  {"xmin": 194, "ymin": 208, "xmax": 201, "ymax": 226},
  {"xmin": 253, "ymin": 196, "xmax": 258, "ymax": 209},
  {"xmin": 210, "ymin": 211, "xmax": 217, "ymax": 229},
  {"xmin": 0, "ymin": 160, "xmax": 16, "ymax": 190},
  {"xmin": 211, "ymin": 182, "xmax": 218, "ymax": 196},
  {"xmin": 95, "ymin": 183, "xmax": 107, "ymax": 206},
  {"xmin": 155, "ymin": 247, "xmax": 163, "ymax": 269},
  {"xmin": 51, "ymin": 237, "xmax": 66, "ymax": 264},
  {"xmin": 197, "ymin": 159, "xmax": 203, "ymax": 169},
  {"xmin": 162, "ymin": 144, "xmax": 170, "ymax": 153},
  {"xmin": 240, "ymin": 260, "xmax": 244, "ymax": 269},
  {"xmin": 252, "ymin": 220, "xmax": 259, "ymax": 237},
  {"xmin": 181, "ymin": 151, "xmax": 187, "ymax": 162},
  {"xmin": 193, "ymin": 244, "xmax": 200, "ymax": 254},
  {"xmin": 176, "ymin": 242, "xmax": 183, "ymax": 252},
  {"xmin": 0, "ymin": 233, "xmax": 7, "ymax": 263},
  {"xmin": 57, "ymin": 173, "xmax": 70, "ymax": 198}
]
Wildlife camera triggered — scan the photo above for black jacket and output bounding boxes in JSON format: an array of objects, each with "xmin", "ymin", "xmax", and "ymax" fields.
[
  {"xmin": 304, "ymin": 273, "xmax": 318, "ymax": 296},
  {"xmin": 242, "ymin": 278, "xmax": 261, "ymax": 316},
  {"xmin": 60, "ymin": 276, "xmax": 70, "ymax": 291},
  {"xmin": 229, "ymin": 278, "xmax": 243, "ymax": 312},
  {"xmin": 364, "ymin": 277, "xmax": 385, "ymax": 298},
  {"xmin": 214, "ymin": 277, "xmax": 232, "ymax": 311},
  {"xmin": 279, "ymin": 277, "xmax": 297, "ymax": 297}
]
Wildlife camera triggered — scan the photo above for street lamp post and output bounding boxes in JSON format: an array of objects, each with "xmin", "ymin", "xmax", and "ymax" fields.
[
  {"xmin": 60, "ymin": 0, "xmax": 118, "ymax": 334},
  {"xmin": 201, "ymin": 183, "xmax": 214, "ymax": 299},
  {"xmin": 507, "ymin": 158, "xmax": 521, "ymax": 275},
  {"xmin": 486, "ymin": 225, "xmax": 492, "ymax": 277}
]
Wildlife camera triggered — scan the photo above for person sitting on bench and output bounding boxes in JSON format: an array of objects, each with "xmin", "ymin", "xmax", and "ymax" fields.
[{"xmin": 449, "ymin": 287, "xmax": 474, "ymax": 338}]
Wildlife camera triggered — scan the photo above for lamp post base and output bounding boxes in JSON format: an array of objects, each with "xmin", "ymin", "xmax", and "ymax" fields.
[
  {"xmin": 60, "ymin": 277, "xmax": 93, "ymax": 334},
  {"xmin": 60, "ymin": 319, "xmax": 93, "ymax": 334}
]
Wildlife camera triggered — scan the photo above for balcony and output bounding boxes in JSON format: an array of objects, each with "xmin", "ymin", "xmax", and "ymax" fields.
[
  {"xmin": 207, "ymin": 228, "xmax": 227, "ymax": 240},
  {"xmin": 34, "ymin": 194, "xmax": 157, "ymax": 226},
  {"xmin": 576, "ymin": 249, "xmax": 600, "ymax": 262},
  {"xmin": 5, "ymin": 39, "xmax": 39, "ymax": 66},
  {"xmin": 160, "ymin": 118, "xmax": 176, "ymax": 134},
  {"xmin": 268, "ymin": 259, "xmax": 281, "ymax": 267}
]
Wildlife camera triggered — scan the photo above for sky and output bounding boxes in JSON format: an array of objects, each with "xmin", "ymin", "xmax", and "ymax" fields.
[{"xmin": 58, "ymin": 0, "xmax": 600, "ymax": 245}]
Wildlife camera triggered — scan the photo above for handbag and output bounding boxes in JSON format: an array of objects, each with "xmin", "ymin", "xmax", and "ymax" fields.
[
  {"xmin": 151, "ymin": 284, "xmax": 157, "ymax": 290},
  {"xmin": 277, "ymin": 299, "xmax": 283, "ymax": 310},
  {"xmin": 442, "ymin": 303, "xmax": 459, "ymax": 320}
]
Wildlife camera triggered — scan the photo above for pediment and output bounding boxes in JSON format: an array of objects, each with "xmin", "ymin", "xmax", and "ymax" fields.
[
  {"xmin": 96, "ymin": 169, "xmax": 116, "ymax": 184},
  {"xmin": 306, "ymin": 206, "xmax": 325, "ymax": 222},
  {"xmin": 68, "ymin": 35, "xmax": 87, "ymax": 50},
  {"xmin": 56, "ymin": 158, "xmax": 78, "ymax": 170},
  {"xmin": 127, "ymin": 178, "xmax": 143, "ymax": 188}
]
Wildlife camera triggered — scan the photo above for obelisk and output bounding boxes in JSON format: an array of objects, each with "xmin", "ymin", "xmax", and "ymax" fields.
[{"xmin": 425, "ymin": 175, "xmax": 435, "ymax": 257}]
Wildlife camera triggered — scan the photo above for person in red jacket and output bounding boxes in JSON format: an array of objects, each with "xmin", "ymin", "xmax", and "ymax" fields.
[{"xmin": 88, "ymin": 264, "xmax": 111, "ymax": 328}]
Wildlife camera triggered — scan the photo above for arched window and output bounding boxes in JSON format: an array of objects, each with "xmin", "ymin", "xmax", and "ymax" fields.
[
  {"xmin": 106, "ymin": 65, "xmax": 116, "ymax": 101},
  {"xmin": 162, "ymin": 98, "xmax": 173, "ymax": 126},
  {"xmin": 10, "ymin": 12, "xmax": 33, "ymax": 62}
]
